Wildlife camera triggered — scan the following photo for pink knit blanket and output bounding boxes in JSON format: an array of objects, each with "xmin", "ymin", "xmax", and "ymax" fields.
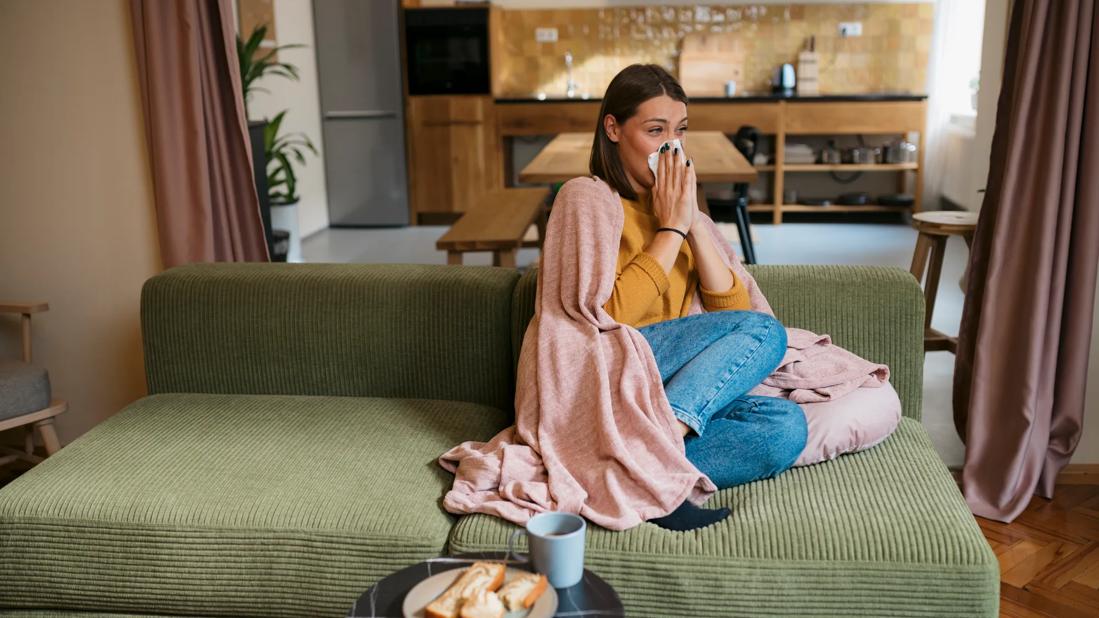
[{"xmin": 439, "ymin": 177, "xmax": 887, "ymax": 530}]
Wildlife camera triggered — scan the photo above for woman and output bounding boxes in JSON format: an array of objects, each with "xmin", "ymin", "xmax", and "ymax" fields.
[{"xmin": 583, "ymin": 64, "xmax": 808, "ymax": 531}]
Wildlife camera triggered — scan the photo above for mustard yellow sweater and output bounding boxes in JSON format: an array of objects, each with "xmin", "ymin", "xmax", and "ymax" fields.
[{"xmin": 602, "ymin": 196, "xmax": 751, "ymax": 327}]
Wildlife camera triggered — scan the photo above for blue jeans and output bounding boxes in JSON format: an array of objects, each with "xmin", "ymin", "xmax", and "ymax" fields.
[{"xmin": 637, "ymin": 311, "xmax": 808, "ymax": 490}]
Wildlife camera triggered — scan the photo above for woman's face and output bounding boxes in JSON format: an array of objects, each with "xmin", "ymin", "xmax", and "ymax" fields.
[{"xmin": 603, "ymin": 94, "xmax": 688, "ymax": 195}]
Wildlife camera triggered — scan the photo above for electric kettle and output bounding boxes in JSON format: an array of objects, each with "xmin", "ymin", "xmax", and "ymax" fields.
[{"xmin": 772, "ymin": 63, "xmax": 796, "ymax": 96}]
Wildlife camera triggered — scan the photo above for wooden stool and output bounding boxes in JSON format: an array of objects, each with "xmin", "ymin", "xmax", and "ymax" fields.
[
  {"xmin": 909, "ymin": 211, "xmax": 978, "ymax": 353},
  {"xmin": 436, "ymin": 188, "xmax": 549, "ymax": 268}
]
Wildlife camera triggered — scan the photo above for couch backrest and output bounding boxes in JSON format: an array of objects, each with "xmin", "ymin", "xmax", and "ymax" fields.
[
  {"xmin": 143, "ymin": 263, "xmax": 520, "ymax": 411},
  {"xmin": 509, "ymin": 265, "xmax": 924, "ymax": 420}
]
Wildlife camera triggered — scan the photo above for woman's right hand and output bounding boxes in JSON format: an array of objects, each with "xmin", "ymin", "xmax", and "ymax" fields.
[{"xmin": 651, "ymin": 142, "xmax": 695, "ymax": 234}]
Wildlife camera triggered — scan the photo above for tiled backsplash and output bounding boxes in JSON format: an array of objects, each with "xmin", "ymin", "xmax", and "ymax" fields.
[{"xmin": 492, "ymin": 3, "xmax": 933, "ymax": 98}]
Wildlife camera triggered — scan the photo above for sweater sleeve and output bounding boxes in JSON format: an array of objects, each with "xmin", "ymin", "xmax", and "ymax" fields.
[
  {"xmin": 602, "ymin": 251, "xmax": 669, "ymax": 326},
  {"xmin": 700, "ymin": 268, "xmax": 752, "ymax": 312}
]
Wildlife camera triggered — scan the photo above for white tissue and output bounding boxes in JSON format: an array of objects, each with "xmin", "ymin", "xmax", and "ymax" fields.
[{"xmin": 647, "ymin": 139, "xmax": 685, "ymax": 179}]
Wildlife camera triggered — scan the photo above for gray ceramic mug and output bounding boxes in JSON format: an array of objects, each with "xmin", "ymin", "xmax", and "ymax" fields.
[{"xmin": 507, "ymin": 511, "xmax": 586, "ymax": 588}]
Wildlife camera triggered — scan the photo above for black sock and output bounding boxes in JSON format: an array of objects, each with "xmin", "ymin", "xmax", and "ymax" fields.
[{"xmin": 650, "ymin": 500, "xmax": 731, "ymax": 531}]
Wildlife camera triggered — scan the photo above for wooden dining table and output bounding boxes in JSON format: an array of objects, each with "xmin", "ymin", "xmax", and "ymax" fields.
[{"xmin": 518, "ymin": 131, "xmax": 757, "ymax": 185}]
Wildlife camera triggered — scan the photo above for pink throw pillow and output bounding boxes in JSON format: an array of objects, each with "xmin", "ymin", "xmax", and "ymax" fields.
[{"xmin": 793, "ymin": 381, "xmax": 902, "ymax": 467}]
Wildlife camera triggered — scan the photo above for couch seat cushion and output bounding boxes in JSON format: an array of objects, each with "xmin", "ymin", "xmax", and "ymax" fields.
[
  {"xmin": 449, "ymin": 418, "xmax": 1000, "ymax": 617},
  {"xmin": 0, "ymin": 393, "xmax": 508, "ymax": 618}
]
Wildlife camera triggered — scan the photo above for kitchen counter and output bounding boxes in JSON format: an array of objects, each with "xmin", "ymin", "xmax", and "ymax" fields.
[
  {"xmin": 495, "ymin": 93, "xmax": 928, "ymax": 104},
  {"xmin": 494, "ymin": 95, "xmax": 927, "ymax": 138}
]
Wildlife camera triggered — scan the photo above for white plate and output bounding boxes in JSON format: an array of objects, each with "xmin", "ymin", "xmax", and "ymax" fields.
[{"xmin": 402, "ymin": 566, "xmax": 557, "ymax": 618}]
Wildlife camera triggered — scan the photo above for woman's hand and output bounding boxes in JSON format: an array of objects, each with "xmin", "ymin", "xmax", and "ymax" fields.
[{"xmin": 651, "ymin": 143, "xmax": 696, "ymax": 234}]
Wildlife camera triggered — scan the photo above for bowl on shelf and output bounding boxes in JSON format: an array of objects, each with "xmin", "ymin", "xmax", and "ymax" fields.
[
  {"xmin": 837, "ymin": 192, "xmax": 871, "ymax": 206},
  {"xmin": 877, "ymin": 193, "xmax": 915, "ymax": 207}
]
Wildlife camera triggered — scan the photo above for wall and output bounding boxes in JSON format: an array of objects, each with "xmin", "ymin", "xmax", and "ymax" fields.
[
  {"xmin": 242, "ymin": 0, "xmax": 330, "ymax": 242},
  {"xmin": 969, "ymin": 0, "xmax": 1010, "ymax": 213},
  {"xmin": 939, "ymin": 120, "xmax": 979, "ymax": 209},
  {"xmin": 492, "ymin": 2, "xmax": 933, "ymax": 97},
  {"xmin": 0, "ymin": 0, "xmax": 162, "ymax": 445}
]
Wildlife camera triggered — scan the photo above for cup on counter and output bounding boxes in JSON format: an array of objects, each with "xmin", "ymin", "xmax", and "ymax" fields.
[
  {"xmin": 725, "ymin": 80, "xmax": 738, "ymax": 97},
  {"xmin": 507, "ymin": 511, "xmax": 586, "ymax": 588}
]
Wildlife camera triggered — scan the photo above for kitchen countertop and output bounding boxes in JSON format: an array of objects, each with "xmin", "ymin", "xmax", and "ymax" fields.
[{"xmin": 495, "ymin": 93, "xmax": 928, "ymax": 104}]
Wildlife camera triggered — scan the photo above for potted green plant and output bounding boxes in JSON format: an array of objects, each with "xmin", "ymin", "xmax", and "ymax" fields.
[
  {"xmin": 263, "ymin": 110, "xmax": 317, "ymax": 207},
  {"xmin": 236, "ymin": 24, "xmax": 317, "ymax": 262}
]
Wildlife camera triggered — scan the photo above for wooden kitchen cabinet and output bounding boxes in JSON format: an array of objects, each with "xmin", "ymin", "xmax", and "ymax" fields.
[
  {"xmin": 784, "ymin": 101, "xmax": 925, "ymax": 134},
  {"xmin": 495, "ymin": 102, "xmax": 601, "ymax": 136},
  {"xmin": 405, "ymin": 95, "xmax": 503, "ymax": 224},
  {"xmin": 775, "ymin": 100, "xmax": 927, "ymax": 223},
  {"xmin": 690, "ymin": 102, "xmax": 781, "ymax": 134}
]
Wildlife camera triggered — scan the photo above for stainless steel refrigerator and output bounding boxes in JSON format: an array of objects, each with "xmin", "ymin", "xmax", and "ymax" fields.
[{"xmin": 313, "ymin": 0, "xmax": 409, "ymax": 226}]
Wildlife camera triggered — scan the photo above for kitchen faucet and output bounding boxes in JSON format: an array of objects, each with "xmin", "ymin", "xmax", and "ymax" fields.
[{"xmin": 564, "ymin": 51, "xmax": 580, "ymax": 99}]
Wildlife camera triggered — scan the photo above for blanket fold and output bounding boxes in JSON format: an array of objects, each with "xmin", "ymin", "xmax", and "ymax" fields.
[
  {"xmin": 439, "ymin": 176, "xmax": 887, "ymax": 530},
  {"xmin": 748, "ymin": 328, "xmax": 890, "ymax": 403}
]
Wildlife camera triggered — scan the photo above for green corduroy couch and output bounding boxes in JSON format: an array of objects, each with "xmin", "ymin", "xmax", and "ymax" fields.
[{"xmin": 0, "ymin": 263, "xmax": 999, "ymax": 617}]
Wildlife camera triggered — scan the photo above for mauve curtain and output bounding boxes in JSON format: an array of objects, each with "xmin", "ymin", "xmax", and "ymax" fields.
[
  {"xmin": 954, "ymin": 0, "xmax": 1099, "ymax": 523},
  {"xmin": 130, "ymin": 0, "xmax": 268, "ymax": 266}
]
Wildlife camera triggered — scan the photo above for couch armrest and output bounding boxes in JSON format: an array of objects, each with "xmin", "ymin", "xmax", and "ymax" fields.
[{"xmin": 745, "ymin": 265, "xmax": 925, "ymax": 420}]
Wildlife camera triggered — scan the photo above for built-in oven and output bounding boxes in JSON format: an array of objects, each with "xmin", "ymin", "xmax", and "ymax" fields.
[{"xmin": 404, "ymin": 7, "xmax": 490, "ymax": 96}]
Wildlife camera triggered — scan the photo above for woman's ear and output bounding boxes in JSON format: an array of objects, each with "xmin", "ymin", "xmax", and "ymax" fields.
[{"xmin": 603, "ymin": 114, "xmax": 620, "ymax": 144}]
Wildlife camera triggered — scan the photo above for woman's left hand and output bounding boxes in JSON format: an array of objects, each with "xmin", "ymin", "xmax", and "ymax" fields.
[
  {"xmin": 681, "ymin": 158, "xmax": 705, "ymax": 238},
  {"xmin": 686, "ymin": 172, "xmax": 736, "ymax": 293}
]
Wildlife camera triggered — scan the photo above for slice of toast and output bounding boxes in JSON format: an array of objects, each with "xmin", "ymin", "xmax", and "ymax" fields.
[
  {"xmin": 424, "ymin": 562, "xmax": 506, "ymax": 618},
  {"xmin": 497, "ymin": 572, "xmax": 549, "ymax": 611},
  {"xmin": 457, "ymin": 589, "xmax": 506, "ymax": 618}
]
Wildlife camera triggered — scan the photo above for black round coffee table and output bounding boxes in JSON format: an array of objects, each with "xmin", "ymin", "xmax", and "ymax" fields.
[{"xmin": 347, "ymin": 551, "xmax": 624, "ymax": 618}]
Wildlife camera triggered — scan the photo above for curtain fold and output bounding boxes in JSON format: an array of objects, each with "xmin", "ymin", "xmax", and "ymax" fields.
[
  {"xmin": 130, "ymin": 0, "xmax": 268, "ymax": 266},
  {"xmin": 954, "ymin": 0, "xmax": 1099, "ymax": 523}
]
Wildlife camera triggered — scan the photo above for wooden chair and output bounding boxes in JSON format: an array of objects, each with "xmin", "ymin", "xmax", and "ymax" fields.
[
  {"xmin": 436, "ymin": 188, "xmax": 550, "ymax": 268},
  {"xmin": 0, "ymin": 302, "xmax": 65, "ymax": 468},
  {"xmin": 908, "ymin": 211, "xmax": 978, "ymax": 353}
]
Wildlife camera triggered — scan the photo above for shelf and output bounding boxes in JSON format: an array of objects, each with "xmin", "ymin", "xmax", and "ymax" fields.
[
  {"xmin": 748, "ymin": 204, "xmax": 912, "ymax": 213},
  {"xmin": 782, "ymin": 163, "xmax": 919, "ymax": 172}
]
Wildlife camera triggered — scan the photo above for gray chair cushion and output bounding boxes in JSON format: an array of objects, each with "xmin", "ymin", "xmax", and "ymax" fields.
[{"xmin": 0, "ymin": 361, "xmax": 50, "ymax": 421}]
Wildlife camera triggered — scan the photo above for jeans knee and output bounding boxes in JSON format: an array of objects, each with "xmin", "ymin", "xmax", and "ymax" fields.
[{"xmin": 743, "ymin": 312, "xmax": 786, "ymax": 367}]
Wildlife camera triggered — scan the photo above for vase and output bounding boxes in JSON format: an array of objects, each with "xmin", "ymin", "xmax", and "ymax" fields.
[{"xmin": 269, "ymin": 202, "xmax": 302, "ymax": 263}]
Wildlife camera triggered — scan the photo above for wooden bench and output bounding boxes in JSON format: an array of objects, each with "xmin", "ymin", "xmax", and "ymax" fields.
[{"xmin": 436, "ymin": 188, "xmax": 549, "ymax": 268}]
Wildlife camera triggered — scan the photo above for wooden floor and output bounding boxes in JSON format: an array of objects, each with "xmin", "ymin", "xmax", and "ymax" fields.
[
  {"xmin": 979, "ymin": 481, "xmax": 1099, "ymax": 617},
  {"xmin": 1, "ymin": 465, "xmax": 1097, "ymax": 616}
]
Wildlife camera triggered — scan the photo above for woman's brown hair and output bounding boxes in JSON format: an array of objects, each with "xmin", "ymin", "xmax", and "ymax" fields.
[{"xmin": 589, "ymin": 64, "xmax": 689, "ymax": 200}]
